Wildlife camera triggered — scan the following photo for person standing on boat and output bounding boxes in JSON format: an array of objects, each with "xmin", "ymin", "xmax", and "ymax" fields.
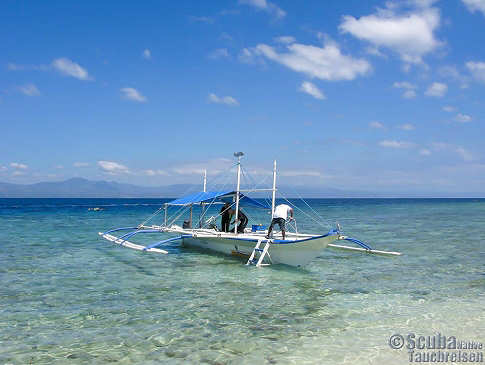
[
  {"xmin": 231, "ymin": 208, "xmax": 248, "ymax": 233},
  {"xmin": 220, "ymin": 202, "xmax": 232, "ymax": 232},
  {"xmin": 266, "ymin": 204, "xmax": 293, "ymax": 240}
]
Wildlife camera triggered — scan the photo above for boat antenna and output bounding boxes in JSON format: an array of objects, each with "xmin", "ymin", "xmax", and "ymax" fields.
[
  {"xmin": 272, "ymin": 160, "xmax": 277, "ymax": 216},
  {"xmin": 233, "ymin": 152, "xmax": 244, "ymax": 234}
]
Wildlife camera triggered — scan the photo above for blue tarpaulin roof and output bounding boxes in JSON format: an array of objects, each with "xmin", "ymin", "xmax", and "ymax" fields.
[{"xmin": 166, "ymin": 191, "xmax": 270, "ymax": 209}]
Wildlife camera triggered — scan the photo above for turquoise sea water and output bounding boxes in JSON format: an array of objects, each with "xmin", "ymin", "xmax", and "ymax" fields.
[{"xmin": 1, "ymin": 198, "xmax": 484, "ymax": 364}]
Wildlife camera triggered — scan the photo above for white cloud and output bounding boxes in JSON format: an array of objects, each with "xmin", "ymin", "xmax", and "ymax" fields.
[
  {"xmin": 220, "ymin": 32, "xmax": 233, "ymax": 41},
  {"xmin": 7, "ymin": 63, "xmax": 49, "ymax": 71},
  {"xmin": 143, "ymin": 49, "xmax": 151, "ymax": 60},
  {"xmin": 10, "ymin": 162, "xmax": 28, "ymax": 169},
  {"xmin": 393, "ymin": 81, "xmax": 415, "ymax": 89},
  {"xmin": 419, "ymin": 148, "xmax": 431, "ymax": 156},
  {"xmin": 238, "ymin": 47, "xmax": 267, "ymax": 65},
  {"xmin": 431, "ymin": 142, "xmax": 449, "ymax": 151},
  {"xmin": 425, "ymin": 82, "xmax": 447, "ymax": 97},
  {"xmin": 299, "ymin": 81, "xmax": 325, "ymax": 100},
  {"xmin": 7, "ymin": 63, "xmax": 25, "ymax": 71},
  {"xmin": 438, "ymin": 66, "xmax": 469, "ymax": 88},
  {"xmin": 208, "ymin": 48, "xmax": 230, "ymax": 59},
  {"xmin": 366, "ymin": 46, "xmax": 386, "ymax": 57},
  {"xmin": 17, "ymin": 83, "xmax": 40, "ymax": 96},
  {"xmin": 466, "ymin": 61, "xmax": 485, "ymax": 83},
  {"xmin": 462, "ymin": 0, "xmax": 485, "ymax": 16},
  {"xmin": 238, "ymin": 48, "xmax": 255, "ymax": 64},
  {"xmin": 455, "ymin": 147, "xmax": 474, "ymax": 161},
  {"xmin": 208, "ymin": 93, "xmax": 239, "ymax": 106},
  {"xmin": 246, "ymin": 167, "xmax": 272, "ymax": 176},
  {"xmin": 442, "ymin": 105, "xmax": 455, "ymax": 112},
  {"xmin": 369, "ymin": 121, "xmax": 384, "ymax": 128},
  {"xmin": 339, "ymin": 4, "xmax": 442, "ymax": 64},
  {"xmin": 120, "ymin": 87, "xmax": 147, "ymax": 103},
  {"xmin": 280, "ymin": 170, "xmax": 323, "ymax": 177},
  {"xmin": 172, "ymin": 167, "xmax": 209, "ymax": 175},
  {"xmin": 12, "ymin": 170, "xmax": 25, "ymax": 176},
  {"xmin": 239, "ymin": 0, "xmax": 286, "ymax": 19},
  {"xmin": 52, "ymin": 58, "xmax": 91, "ymax": 80},
  {"xmin": 431, "ymin": 142, "xmax": 475, "ymax": 161},
  {"xmin": 379, "ymin": 140, "xmax": 414, "ymax": 148},
  {"xmin": 73, "ymin": 162, "xmax": 90, "ymax": 167},
  {"xmin": 254, "ymin": 40, "xmax": 371, "ymax": 81},
  {"xmin": 55, "ymin": 165, "xmax": 64, "ymax": 169},
  {"xmin": 189, "ymin": 16, "xmax": 214, "ymax": 23},
  {"xmin": 393, "ymin": 81, "xmax": 417, "ymax": 99},
  {"xmin": 172, "ymin": 158, "xmax": 232, "ymax": 176},
  {"xmin": 8, "ymin": 59, "xmax": 92, "ymax": 82},
  {"xmin": 403, "ymin": 90, "xmax": 417, "ymax": 99},
  {"xmin": 143, "ymin": 169, "xmax": 169, "ymax": 176},
  {"xmin": 98, "ymin": 161, "xmax": 130, "ymax": 174},
  {"xmin": 398, "ymin": 123, "xmax": 415, "ymax": 130},
  {"xmin": 402, "ymin": 64, "xmax": 412, "ymax": 73},
  {"xmin": 455, "ymin": 113, "xmax": 472, "ymax": 123},
  {"xmin": 275, "ymin": 36, "xmax": 295, "ymax": 44}
]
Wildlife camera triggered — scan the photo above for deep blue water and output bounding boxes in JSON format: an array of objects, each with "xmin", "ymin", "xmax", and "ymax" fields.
[{"xmin": 1, "ymin": 198, "xmax": 484, "ymax": 364}]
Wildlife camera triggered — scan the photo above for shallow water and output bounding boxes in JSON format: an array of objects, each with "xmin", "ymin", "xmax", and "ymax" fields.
[{"xmin": 1, "ymin": 198, "xmax": 484, "ymax": 364}]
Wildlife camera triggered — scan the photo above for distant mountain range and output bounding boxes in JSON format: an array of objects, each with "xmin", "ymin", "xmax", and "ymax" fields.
[
  {"xmin": 0, "ymin": 177, "xmax": 482, "ymax": 198},
  {"xmin": 0, "ymin": 178, "xmax": 193, "ymax": 198}
]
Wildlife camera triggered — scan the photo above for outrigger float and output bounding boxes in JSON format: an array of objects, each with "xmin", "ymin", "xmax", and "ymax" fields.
[{"xmin": 99, "ymin": 153, "xmax": 401, "ymax": 267}]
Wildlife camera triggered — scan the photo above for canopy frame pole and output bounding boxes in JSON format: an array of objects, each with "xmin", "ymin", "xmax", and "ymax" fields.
[
  {"xmin": 271, "ymin": 160, "xmax": 277, "ymax": 216},
  {"xmin": 234, "ymin": 154, "xmax": 243, "ymax": 234}
]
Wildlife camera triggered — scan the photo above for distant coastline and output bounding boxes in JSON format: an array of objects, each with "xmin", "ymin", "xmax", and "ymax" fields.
[{"xmin": 0, "ymin": 178, "xmax": 483, "ymax": 199}]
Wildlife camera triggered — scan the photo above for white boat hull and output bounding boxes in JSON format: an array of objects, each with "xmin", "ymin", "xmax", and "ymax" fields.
[{"xmin": 182, "ymin": 233, "xmax": 338, "ymax": 267}]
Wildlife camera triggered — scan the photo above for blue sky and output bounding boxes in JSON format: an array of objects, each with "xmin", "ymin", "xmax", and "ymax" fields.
[{"xmin": 1, "ymin": 0, "xmax": 485, "ymax": 193}]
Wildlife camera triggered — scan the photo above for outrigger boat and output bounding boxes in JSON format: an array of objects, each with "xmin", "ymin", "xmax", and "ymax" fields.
[{"xmin": 99, "ymin": 153, "xmax": 401, "ymax": 267}]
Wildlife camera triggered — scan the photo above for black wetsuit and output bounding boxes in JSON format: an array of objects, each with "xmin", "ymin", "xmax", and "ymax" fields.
[
  {"xmin": 220, "ymin": 206, "xmax": 231, "ymax": 232},
  {"xmin": 235, "ymin": 210, "xmax": 248, "ymax": 233}
]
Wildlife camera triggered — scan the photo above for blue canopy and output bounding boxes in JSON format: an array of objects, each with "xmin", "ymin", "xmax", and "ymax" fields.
[{"xmin": 166, "ymin": 191, "xmax": 270, "ymax": 209}]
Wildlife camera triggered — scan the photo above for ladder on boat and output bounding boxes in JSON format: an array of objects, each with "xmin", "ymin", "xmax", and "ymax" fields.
[{"xmin": 246, "ymin": 238, "xmax": 272, "ymax": 267}]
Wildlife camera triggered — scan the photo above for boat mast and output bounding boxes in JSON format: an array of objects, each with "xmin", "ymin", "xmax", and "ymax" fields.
[
  {"xmin": 234, "ymin": 152, "xmax": 244, "ymax": 234},
  {"xmin": 200, "ymin": 169, "xmax": 207, "ymax": 228},
  {"xmin": 272, "ymin": 160, "xmax": 277, "ymax": 216},
  {"xmin": 203, "ymin": 169, "xmax": 207, "ymax": 192}
]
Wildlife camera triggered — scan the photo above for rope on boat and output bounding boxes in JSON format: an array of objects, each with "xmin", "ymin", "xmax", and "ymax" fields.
[
  {"xmin": 103, "ymin": 227, "xmax": 139, "ymax": 235},
  {"xmin": 138, "ymin": 206, "xmax": 164, "ymax": 227},
  {"xmin": 166, "ymin": 163, "xmax": 238, "ymax": 228},
  {"xmin": 143, "ymin": 235, "xmax": 190, "ymax": 250},
  {"xmin": 117, "ymin": 229, "xmax": 161, "ymax": 243},
  {"xmin": 126, "ymin": 160, "xmax": 341, "ymax": 240},
  {"xmin": 197, "ymin": 165, "xmax": 240, "ymax": 225},
  {"xmin": 136, "ymin": 163, "xmax": 238, "ymax": 228},
  {"xmin": 279, "ymin": 194, "xmax": 332, "ymax": 232},
  {"xmin": 280, "ymin": 185, "xmax": 332, "ymax": 229},
  {"xmin": 135, "ymin": 161, "xmax": 274, "ymax": 231},
  {"xmin": 240, "ymin": 165, "xmax": 273, "ymax": 208}
]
